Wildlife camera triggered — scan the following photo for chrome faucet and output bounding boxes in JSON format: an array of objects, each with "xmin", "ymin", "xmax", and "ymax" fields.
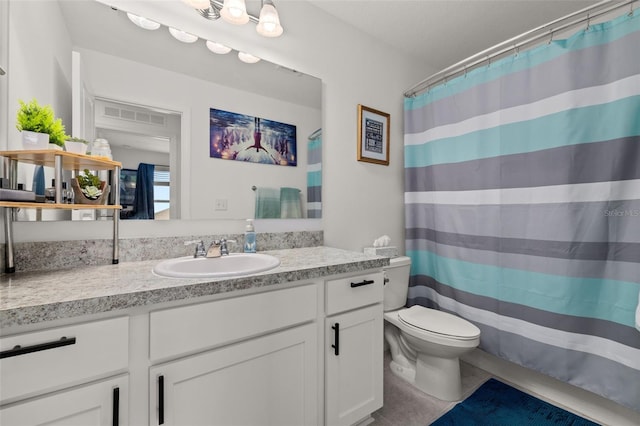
[
  {"xmin": 185, "ymin": 240, "xmax": 207, "ymax": 258},
  {"xmin": 214, "ymin": 238, "xmax": 236, "ymax": 256},
  {"xmin": 186, "ymin": 239, "xmax": 236, "ymax": 258}
]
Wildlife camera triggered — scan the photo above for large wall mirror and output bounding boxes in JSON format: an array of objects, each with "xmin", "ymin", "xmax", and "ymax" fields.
[{"xmin": 9, "ymin": 0, "xmax": 322, "ymax": 222}]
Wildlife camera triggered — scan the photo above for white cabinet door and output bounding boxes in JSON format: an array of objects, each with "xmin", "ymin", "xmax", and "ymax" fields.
[
  {"xmin": 150, "ymin": 323, "xmax": 317, "ymax": 426},
  {"xmin": 325, "ymin": 304, "xmax": 383, "ymax": 426},
  {"xmin": 0, "ymin": 375, "xmax": 128, "ymax": 426}
]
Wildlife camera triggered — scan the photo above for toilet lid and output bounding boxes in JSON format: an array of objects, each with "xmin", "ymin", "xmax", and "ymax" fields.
[{"xmin": 398, "ymin": 306, "xmax": 480, "ymax": 340}]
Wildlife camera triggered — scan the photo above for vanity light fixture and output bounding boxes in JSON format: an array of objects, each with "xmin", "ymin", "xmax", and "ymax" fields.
[
  {"xmin": 184, "ymin": 0, "xmax": 284, "ymax": 38},
  {"xmin": 206, "ymin": 40, "xmax": 232, "ymax": 55},
  {"xmin": 237, "ymin": 52, "xmax": 261, "ymax": 64},
  {"xmin": 220, "ymin": 0, "xmax": 250, "ymax": 25},
  {"xmin": 256, "ymin": 0, "xmax": 283, "ymax": 37},
  {"xmin": 123, "ymin": 7, "xmax": 260, "ymax": 64},
  {"xmin": 126, "ymin": 12, "xmax": 161, "ymax": 30},
  {"xmin": 168, "ymin": 27, "xmax": 199, "ymax": 43}
]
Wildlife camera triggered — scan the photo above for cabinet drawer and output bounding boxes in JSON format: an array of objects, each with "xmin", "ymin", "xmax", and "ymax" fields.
[
  {"xmin": 149, "ymin": 283, "xmax": 317, "ymax": 362},
  {"xmin": 326, "ymin": 272, "xmax": 384, "ymax": 316},
  {"xmin": 0, "ymin": 316, "xmax": 129, "ymax": 403}
]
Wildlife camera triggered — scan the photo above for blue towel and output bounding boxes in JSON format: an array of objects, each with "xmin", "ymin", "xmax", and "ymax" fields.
[
  {"xmin": 280, "ymin": 187, "xmax": 301, "ymax": 218},
  {"xmin": 254, "ymin": 187, "xmax": 281, "ymax": 218},
  {"xmin": 32, "ymin": 165, "xmax": 45, "ymax": 195},
  {"xmin": 132, "ymin": 163, "xmax": 155, "ymax": 219}
]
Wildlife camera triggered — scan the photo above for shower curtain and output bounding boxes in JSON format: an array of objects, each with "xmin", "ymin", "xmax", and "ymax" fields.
[
  {"xmin": 307, "ymin": 129, "xmax": 322, "ymax": 218},
  {"xmin": 404, "ymin": 11, "xmax": 640, "ymax": 411}
]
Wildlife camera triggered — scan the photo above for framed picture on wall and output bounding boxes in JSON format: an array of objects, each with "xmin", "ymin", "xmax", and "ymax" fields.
[
  {"xmin": 357, "ymin": 104, "xmax": 390, "ymax": 165},
  {"xmin": 209, "ymin": 108, "xmax": 297, "ymax": 167}
]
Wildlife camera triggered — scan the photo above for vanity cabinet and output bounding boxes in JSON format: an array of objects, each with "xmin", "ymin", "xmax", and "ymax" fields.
[
  {"xmin": 0, "ymin": 375, "xmax": 128, "ymax": 426},
  {"xmin": 324, "ymin": 273, "xmax": 384, "ymax": 426},
  {"xmin": 0, "ymin": 258, "xmax": 387, "ymax": 426},
  {"xmin": 0, "ymin": 316, "xmax": 129, "ymax": 425},
  {"xmin": 150, "ymin": 323, "xmax": 317, "ymax": 426},
  {"xmin": 148, "ymin": 284, "xmax": 319, "ymax": 426}
]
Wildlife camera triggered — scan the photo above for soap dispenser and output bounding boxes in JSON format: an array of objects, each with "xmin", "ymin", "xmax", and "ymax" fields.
[{"xmin": 244, "ymin": 219, "xmax": 256, "ymax": 253}]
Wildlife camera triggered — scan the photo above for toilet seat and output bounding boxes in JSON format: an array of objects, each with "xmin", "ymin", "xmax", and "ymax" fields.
[{"xmin": 398, "ymin": 305, "xmax": 480, "ymax": 341}]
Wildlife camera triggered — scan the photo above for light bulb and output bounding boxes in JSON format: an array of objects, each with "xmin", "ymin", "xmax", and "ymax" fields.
[
  {"xmin": 220, "ymin": 0, "xmax": 249, "ymax": 25},
  {"xmin": 238, "ymin": 52, "xmax": 260, "ymax": 64},
  {"xmin": 206, "ymin": 41, "xmax": 232, "ymax": 55},
  {"xmin": 127, "ymin": 13, "xmax": 160, "ymax": 31},
  {"xmin": 256, "ymin": 0, "xmax": 283, "ymax": 37},
  {"xmin": 168, "ymin": 27, "xmax": 198, "ymax": 43}
]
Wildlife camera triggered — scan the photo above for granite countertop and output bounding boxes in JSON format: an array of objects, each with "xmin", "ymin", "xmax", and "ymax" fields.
[{"xmin": 0, "ymin": 246, "xmax": 389, "ymax": 329}]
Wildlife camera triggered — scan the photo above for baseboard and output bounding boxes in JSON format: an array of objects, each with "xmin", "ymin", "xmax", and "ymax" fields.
[{"xmin": 462, "ymin": 349, "xmax": 640, "ymax": 426}]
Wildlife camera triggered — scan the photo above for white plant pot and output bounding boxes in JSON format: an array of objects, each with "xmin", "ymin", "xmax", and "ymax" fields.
[
  {"xmin": 64, "ymin": 140, "xmax": 88, "ymax": 155},
  {"xmin": 21, "ymin": 131, "xmax": 49, "ymax": 150}
]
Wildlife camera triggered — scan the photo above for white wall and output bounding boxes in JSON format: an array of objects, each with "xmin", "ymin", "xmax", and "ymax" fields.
[
  {"xmin": 79, "ymin": 49, "xmax": 319, "ymax": 220},
  {"xmin": 4, "ymin": 0, "xmax": 429, "ymax": 251},
  {"xmin": 5, "ymin": 1, "xmax": 72, "ymax": 148}
]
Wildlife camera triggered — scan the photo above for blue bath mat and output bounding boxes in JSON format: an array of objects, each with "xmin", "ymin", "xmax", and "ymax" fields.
[{"xmin": 431, "ymin": 378, "xmax": 599, "ymax": 425}]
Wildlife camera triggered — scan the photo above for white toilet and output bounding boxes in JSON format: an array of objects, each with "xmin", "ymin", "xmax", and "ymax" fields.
[{"xmin": 383, "ymin": 256, "xmax": 481, "ymax": 401}]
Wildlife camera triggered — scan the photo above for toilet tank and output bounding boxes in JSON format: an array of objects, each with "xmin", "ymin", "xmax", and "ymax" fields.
[{"xmin": 383, "ymin": 256, "xmax": 412, "ymax": 311}]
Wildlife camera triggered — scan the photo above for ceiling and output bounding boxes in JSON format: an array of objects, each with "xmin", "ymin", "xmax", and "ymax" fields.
[{"xmin": 307, "ymin": 0, "xmax": 600, "ymax": 73}]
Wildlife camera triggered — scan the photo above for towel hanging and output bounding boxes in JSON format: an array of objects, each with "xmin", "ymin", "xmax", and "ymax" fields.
[
  {"xmin": 254, "ymin": 187, "xmax": 281, "ymax": 219},
  {"xmin": 280, "ymin": 187, "xmax": 302, "ymax": 219}
]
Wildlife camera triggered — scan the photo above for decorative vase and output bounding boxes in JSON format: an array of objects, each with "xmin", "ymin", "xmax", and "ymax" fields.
[
  {"xmin": 71, "ymin": 179, "xmax": 110, "ymax": 205},
  {"xmin": 21, "ymin": 131, "xmax": 49, "ymax": 150}
]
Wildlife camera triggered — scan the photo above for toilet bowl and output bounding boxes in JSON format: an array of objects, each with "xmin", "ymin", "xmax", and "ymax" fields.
[{"xmin": 383, "ymin": 256, "xmax": 480, "ymax": 401}]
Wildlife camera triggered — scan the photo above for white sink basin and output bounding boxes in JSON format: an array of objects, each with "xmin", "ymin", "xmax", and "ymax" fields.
[{"xmin": 153, "ymin": 253, "xmax": 281, "ymax": 279}]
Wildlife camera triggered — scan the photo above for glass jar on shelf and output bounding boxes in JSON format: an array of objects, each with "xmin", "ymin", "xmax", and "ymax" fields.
[{"xmin": 89, "ymin": 138, "xmax": 112, "ymax": 160}]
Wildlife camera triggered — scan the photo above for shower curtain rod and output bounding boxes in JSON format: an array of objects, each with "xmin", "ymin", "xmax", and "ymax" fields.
[{"xmin": 404, "ymin": 0, "xmax": 637, "ymax": 98}]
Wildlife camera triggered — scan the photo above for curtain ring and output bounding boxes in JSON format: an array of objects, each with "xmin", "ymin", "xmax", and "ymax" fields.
[
  {"xmin": 464, "ymin": 65, "xmax": 468, "ymax": 78},
  {"xmin": 548, "ymin": 29, "xmax": 554, "ymax": 44},
  {"xmin": 514, "ymin": 44, "xmax": 519, "ymax": 57},
  {"xmin": 585, "ymin": 13, "xmax": 590, "ymax": 32}
]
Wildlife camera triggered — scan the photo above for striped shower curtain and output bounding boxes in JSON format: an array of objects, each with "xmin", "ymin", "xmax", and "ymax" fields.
[
  {"xmin": 307, "ymin": 129, "xmax": 322, "ymax": 218},
  {"xmin": 404, "ymin": 11, "xmax": 640, "ymax": 411}
]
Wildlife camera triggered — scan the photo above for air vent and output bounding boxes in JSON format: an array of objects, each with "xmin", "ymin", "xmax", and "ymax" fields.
[
  {"xmin": 104, "ymin": 106, "xmax": 120, "ymax": 118},
  {"xmin": 101, "ymin": 103, "xmax": 167, "ymax": 126},
  {"xmin": 120, "ymin": 109, "xmax": 136, "ymax": 120},
  {"xmin": 150, "ymin": 114, "xmax": 165, "ymax": 125},
  {"xmin": 136, "ymin": 112, "xmax": 150, "ymax": 123}
]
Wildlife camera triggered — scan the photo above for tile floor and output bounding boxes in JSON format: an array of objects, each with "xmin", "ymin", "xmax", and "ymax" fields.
[{"xmin": 371, "ymin": 351, "xmax": 491, "ymax": 426}]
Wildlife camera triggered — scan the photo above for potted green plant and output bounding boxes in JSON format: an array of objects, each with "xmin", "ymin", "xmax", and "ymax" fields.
[
  {"xmin": 64, "ymin": 136, "xmax": 89, "ymax": 155},
  {"xmin": 16, "ymin": 99, "xmax": 66, "ymax": 149},
  {"xmin": 71, "ymin": 169, "xmax": 109, "ymax": 205}
]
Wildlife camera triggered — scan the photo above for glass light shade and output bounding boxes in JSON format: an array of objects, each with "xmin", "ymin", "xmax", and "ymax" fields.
[
  {"xmin": 256, "ymin": 1, "xmax": 283, "ymax": 37},
  {"xmin": 206, "ymin": 40, "xmax": 232, "ymax": 55},
  {"xmin": 220, "ymin": 0, "xmax": 249, "ymax": 25},
  {"xmin": 168, "ymin": 27, "xmax": 199, "ymax": 43},
  {"xmin": 238, "ymin": 52, "xmax": 260, "ymax": 64},
  {"xmin": 182, "ymin": 0, "xmax": 211, "ymax": 9},
  {"xmin": 126, "ymin": 13, "xmax": 160, "ymax": 30}
]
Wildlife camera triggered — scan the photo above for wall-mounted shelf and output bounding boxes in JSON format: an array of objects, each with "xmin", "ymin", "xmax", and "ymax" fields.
[
  {"xmin": 0, "ymin": 150, "xmax": 121, "ymax": 170},
  {"xmin": 0, "ymin": 202, "xmax": 122, "ymax": 209},
  {"xmin": 1, "ymin": 149, "xmax": 122, "ymax": 273}
]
